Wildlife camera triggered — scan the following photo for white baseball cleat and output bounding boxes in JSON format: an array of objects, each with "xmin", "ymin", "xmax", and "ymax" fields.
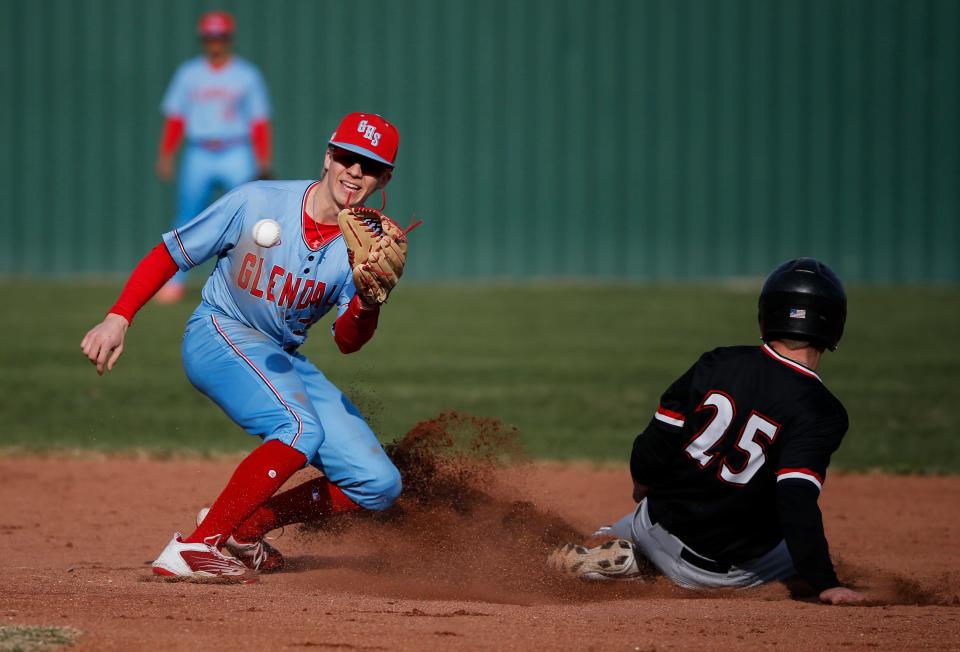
[
  {"xmin": 197, "ymin": 508, "xmax": 285, "ymax": 572},
  {"xmin": 151, "ymin": 532, "xmax": 258, "ymax": 583},
  {"xmin": 547, "ymin": 538, "xmax": 642, "ymax": 580}
]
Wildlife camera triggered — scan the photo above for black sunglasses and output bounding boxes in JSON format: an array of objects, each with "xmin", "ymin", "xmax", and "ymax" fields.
[{"xmin": 329, "ymin": 147, "xmax": 389, "ymax": 176}]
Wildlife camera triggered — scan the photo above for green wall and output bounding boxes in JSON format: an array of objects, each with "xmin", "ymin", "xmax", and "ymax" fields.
[{"xmin": 1, "ymin": 0, "xmax": 957, "ymax": 282}]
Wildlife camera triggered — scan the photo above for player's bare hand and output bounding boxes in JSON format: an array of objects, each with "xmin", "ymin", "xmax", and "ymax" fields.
[
  {"xmin": 819, "ymin": 586, "xmax": 866, "ymax": 605},
  {"xmin": 80, "ymin": 313, "xmax": 130, "ymax": 375},
  {"xmin": 156, "ymin": 155, "xmax": 175, "ymax": 182}
]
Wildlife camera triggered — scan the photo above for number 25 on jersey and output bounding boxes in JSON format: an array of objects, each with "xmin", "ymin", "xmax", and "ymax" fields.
[{"xmin": 684, "ymin": 391, "xmax": 781, "ymax": 486}]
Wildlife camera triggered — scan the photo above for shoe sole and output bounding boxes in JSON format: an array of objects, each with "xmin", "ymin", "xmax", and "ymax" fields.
[
  {"xmin": 549, "ymin": 539, "xmax": 642, "ymax": 581},
  {"xmin": 577, "ymin": 569, "xmax": 644, "ymax": 581},
  {"xmin": 151, "ymin": 564, "xmax": 259, "ymax": 585}
]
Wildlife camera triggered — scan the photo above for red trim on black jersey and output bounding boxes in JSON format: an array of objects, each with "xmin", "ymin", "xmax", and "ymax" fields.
[
  {"xmin": 777, "ymin": 467, "xmax": 824, "ymax": 483},
  {"xmin": 761, "ymin": 344, "xmax": 821, "ymax": 381},
  {"xmin": 777, "ymin": 467, "xmax": 824, "ymax": 491},
  {"xmin": 655, "ymin": 406, "xmax": 685, "ymax": 427}
]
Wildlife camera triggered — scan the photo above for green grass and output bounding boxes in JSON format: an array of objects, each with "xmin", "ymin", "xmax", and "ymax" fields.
[
  {"xmin": 1, "ymin": 280, "xmax": 958, "ymax": 472},
  {"xmin": 0, "ymin": 626, "xmax": 78, "ymax": 652}
]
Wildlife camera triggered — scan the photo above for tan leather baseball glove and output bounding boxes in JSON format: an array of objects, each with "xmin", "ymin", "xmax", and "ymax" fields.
[{"xmin": 338, "ymin": 206, "xmax": 412, "ymax": 305}]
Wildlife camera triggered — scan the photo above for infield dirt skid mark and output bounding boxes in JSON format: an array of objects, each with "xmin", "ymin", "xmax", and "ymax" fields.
[
  {"xmin": 293, "ymin": 411, "xmax": 611, "ymax": 604},
  {"xmin": 283, "ymin": 412, "xmax": 958, "ymax": 608},
  {"xmin": 289, "ymin": 413, "xmax": 774, "ymax": 605}
]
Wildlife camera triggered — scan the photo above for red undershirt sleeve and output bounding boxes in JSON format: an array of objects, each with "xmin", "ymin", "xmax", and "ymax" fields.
[
  {"xmin": 333, "ymin": 296, "xmax": 380, "ymax": 353},
  {"xmin": 159, "ymin": 116, "xmax": 185, "ymax": 157},
  {"xmin": 108, "ymin": 243, "xmax": 179, "ymax": 324},
  {"xmin": 251, "ymin": 119, "xmax": 272, "ymax": 167}
]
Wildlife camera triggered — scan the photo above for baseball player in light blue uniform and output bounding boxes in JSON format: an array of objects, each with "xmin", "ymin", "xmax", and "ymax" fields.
[
  {"xmin": 83, "ymin": 113, "xmax": 404, "ymax": 581},
  {"xmin": 166, "ymin": 179, "xmax": 399, "ymax": 503},
  {"xmin": 156, "ymin": 11, "xmax": 272, "ymax": 302}
]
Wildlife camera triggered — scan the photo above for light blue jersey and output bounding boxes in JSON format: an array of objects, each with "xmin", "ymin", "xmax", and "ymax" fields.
[
  {"xmin": 160, "ymin": 180, "xmax": 401, "ymax": 511},
  {"xmin": 163, "ymin": 180, "xmax": 356, "ymax": 350},
  {"xmin": 162, "ymin": 56, "xmax": 270, "ymax": 142}
]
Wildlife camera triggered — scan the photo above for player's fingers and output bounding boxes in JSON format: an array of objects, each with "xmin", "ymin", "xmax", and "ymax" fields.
[
  {"xmin": 86, "ymin": 332, "xmax": 110, "ymax": 360},
  {"xmin": 85, "ymin": 345, "xmax": 103, "ymax": 372},
  {"xmin": 82, "ymin": 337, "xmax": 101, "ymax": 364},
  {"xmin": 82, "ymin": 325, "xmax": 113, "ymax": 356},
  {"xmin": 95, "ymin": 342, "xmax": 112, "ymax": 375},
  {"xmin": 106, "ymin": 344, "xmax": 124, "ymax": 372},
  {"xmin": 80, "ymin": 327, "xmax": 99, "ymax": 355}
]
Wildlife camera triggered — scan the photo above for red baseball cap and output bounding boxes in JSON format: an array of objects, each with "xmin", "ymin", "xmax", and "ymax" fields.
[
  {"xmin": 198, "ymin": 11, "xmax": 235, "ymax": 38},
  {"xmin": 328, "ymin": 112, "xmax": 399, "ymax": 168}
]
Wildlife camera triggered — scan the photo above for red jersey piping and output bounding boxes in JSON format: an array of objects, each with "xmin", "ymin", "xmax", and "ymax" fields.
[{"xmin": 761, "ymin": 344, "xmax": 821, "ymax": 381}]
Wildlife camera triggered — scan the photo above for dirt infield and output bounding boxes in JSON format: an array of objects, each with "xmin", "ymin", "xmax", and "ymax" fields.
[{"xmin": 1, "ymin": 455, "xmax": 958, "ymax": 651}]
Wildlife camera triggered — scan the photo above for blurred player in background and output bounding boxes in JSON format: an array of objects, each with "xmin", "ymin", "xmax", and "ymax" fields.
[{"xmin": 155, "ymin": 10, "xmax": 273, "ymax": 303}]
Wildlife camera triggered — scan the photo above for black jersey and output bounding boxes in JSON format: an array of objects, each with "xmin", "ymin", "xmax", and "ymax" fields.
[{"xmin": 630, "ymin": 344, "xmax": 847, "ymax": 591}]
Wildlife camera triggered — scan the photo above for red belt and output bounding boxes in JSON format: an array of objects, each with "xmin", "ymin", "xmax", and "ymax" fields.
[{"xmin": 191, "ymin": 137, "xmax": 246, "ymax": 151}]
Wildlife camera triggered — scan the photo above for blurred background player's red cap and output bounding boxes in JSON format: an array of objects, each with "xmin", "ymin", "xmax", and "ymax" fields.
[
  {"xmin": 329, "ymin": 113, "xmax": 399, "ymax": 168},
  {"xmin": 197, "ymin": 11, "xmax": 236, "ymax": 38}
]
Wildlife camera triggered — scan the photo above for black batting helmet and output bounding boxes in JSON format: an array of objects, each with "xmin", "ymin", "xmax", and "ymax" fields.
[{"xmin": 758, "ymin": 258, "xmax": 847, "ymax": 351}]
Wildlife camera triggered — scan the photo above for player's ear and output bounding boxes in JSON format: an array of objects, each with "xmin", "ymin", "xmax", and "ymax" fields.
[
  {"xmin": 322, "ymin": 149, "xmax": 332, "ymax": 178},
  {"xmin": 377, "ymin": 170, "xmax": 393, "ymax": 189}
]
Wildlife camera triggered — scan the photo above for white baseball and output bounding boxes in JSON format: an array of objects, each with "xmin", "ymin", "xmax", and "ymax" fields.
[{"xmin": 252, "ymin": 218, "xmax": 281, "ymax": 247}]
